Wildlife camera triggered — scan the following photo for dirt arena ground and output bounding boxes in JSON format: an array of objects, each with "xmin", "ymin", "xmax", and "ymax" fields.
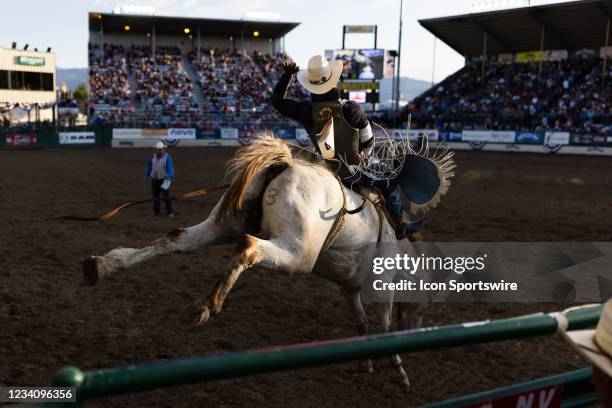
[{"xmin": 1, "ymin": 147, "xmax": 611, "ymax": 407}]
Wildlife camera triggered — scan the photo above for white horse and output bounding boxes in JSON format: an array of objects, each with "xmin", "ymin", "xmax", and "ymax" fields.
[{"xmin": 83, "ymin": 135, "xmax": 454, "ymax": 390}]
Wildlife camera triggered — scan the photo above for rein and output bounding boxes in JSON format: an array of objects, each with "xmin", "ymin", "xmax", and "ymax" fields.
[
  {"xmin": 47, "ymin": 184, "xmax": 230, "ymax": 222},
  {"xmin": 321, "ymin": 176, "xmax": 373, "ymax": 252}
]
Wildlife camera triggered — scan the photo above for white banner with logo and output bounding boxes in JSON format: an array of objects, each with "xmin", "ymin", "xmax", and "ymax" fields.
[
  {"xmin": 220, "ymin": 128, "xmax": 239, "ymax": 139},
  {"xmin": 112, "ymin": 128, "xmax": 196, "ymax": 140},
  {"xmin": 462, "ymin": 130, "xmax": 516, "ymax": 143},
  {"xmin": 168, "ymin": 128, "xmax": 196, "ymax": 139},
  {"xmin": 544, "ymin": 131, "xmax": 570, "ymax": 146},
  {"xmin": 59, "ymin": 131, "xmax": 96, "ymax": 145},
  {"xmin": 383, "ymin": 129, "xmax": 438, "ymax": 141}
]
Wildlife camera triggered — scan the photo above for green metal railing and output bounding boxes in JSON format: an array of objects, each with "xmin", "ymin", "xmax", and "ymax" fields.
[
  {"xmin": 421, "ymin": 367, "xmax": 597, "ymax": 408},
  {"xmin": 49, "ymin": 304, "xmax": 603, "ymax": 405}
]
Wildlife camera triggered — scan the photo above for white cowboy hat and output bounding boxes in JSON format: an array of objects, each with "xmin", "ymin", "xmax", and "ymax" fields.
[
  {"xmin": 154, "ymin": 141, "xmax": 166, "ymax": 149},
  {"xmin": 297, "ymin": 55, "xmax": 343, "ymax": 94},
  {"xmin": 562, "ymin": 300, "xmax": 612, "ymax": 377}
]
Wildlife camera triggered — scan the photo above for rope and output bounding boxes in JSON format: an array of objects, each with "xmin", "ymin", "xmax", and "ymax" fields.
[
  {"xmin": 46, "ymin": 184, "xmax": 230, "ymax": 222},
  {"xmin": 321, "ymin": 176, "xmax": 370, "ymax": 252}
]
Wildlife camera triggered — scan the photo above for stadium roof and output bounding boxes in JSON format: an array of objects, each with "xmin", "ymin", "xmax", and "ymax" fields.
[
  {"xmin": 89, "ymin": 12, "xmax": 300, "ymax": 39},
  {"xmin": 419, "ymin": 0, "xmax": 612, "ymax": 57}
]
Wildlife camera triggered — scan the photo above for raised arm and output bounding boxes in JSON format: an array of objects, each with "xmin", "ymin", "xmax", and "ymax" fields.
[{"xmin": 271, "ymin": 62, "xmax": 304, "ymax": 123}]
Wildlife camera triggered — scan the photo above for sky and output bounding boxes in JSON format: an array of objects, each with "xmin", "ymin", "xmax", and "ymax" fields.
[{"xmin": 0, "ymin": 0, "xmax": 576, "ymax": 83}]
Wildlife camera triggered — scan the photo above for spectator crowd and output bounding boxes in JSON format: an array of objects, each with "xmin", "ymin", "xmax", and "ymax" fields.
[
  {"xmin": 88, "ymin": 42, "xmax": 307, "ymax": 129},
  {"xmin": 407, "ymin": 55, "xmax": 612, "ymax": 135}
]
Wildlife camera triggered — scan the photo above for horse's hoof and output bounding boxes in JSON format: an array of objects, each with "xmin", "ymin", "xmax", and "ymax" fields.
[
  {"xmin": 358, "ymin": 359, "xmax": 374, "ymax": 373},
  {"xmin": 181, "ymin": 300, "xmax": 212, "ymax": 327},
  {"xmin": 82, "ymin": 257, "xmax": 99, "ymax": 286}
]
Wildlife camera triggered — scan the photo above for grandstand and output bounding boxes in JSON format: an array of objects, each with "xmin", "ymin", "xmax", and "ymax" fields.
[
  {"xmin": 405, "ymin": 0, "xmax": 612, "ymax": 137},
  {"xmin": 88, "ymin": 12, "xmax": 306, "ymax": 129}
]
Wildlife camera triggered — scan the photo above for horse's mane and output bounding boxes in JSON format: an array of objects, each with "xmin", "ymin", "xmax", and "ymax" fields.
[{"xmin": 215, "ymin": 133, "xmax": 296, "ymax": 222}]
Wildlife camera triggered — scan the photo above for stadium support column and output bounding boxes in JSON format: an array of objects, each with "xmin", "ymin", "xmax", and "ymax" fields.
[
  {"xmin": 152, "ymin": 25, "xmax": 156, "ymax": 58},
  {"xmin": 481, "ymin": 32, "xmax": 487, "ymax": 81},
  {"xmin": 197, "ymin": 28, "xmax": 201, "ymax": 59},
  {"xmin": 537, "ymin": 26, "xmax": 544, "ymax": 88},
  {"xmin": 100, "ymin": 21, "xmax": 104, "ymax": 50},
  {"xmin": 603, "ymin": 19, "xmax": 610, "ymax": 87}
]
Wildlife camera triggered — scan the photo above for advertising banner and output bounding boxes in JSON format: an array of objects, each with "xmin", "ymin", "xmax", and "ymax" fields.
[
  {"xmin": 439, "ymin": 132, "xmax": 463, "ymax": 141},
  {"xmin": 462, "ymin": 130, "xmax": 515, "ymax": 144},
  {"xmin": 406, "ymin": 129, "xmax": 439, "ymax": 141},
  {"xmin": 273, "ymin": 128, "xmax": 296, "ymax": 140},
  {"xmin": 295, "ymin": 128, "xmax": 311, "ymax": 146},
  {"xmin": 168, "ymin": 128, "xmax": 196, "ymax": 139},
  {"xmin": 571, "ymin": 134, "xmax": 607, "ymax": 146},
  {"xmin": 544, "ymin": 132, "xmax": 570, "ymax": 146},
  {"xmin": 543, "ymin": 49, "xmax": 568, "ymax": 61},
  {"xmin": 58, "ymin": 132, "xmax": 95, "ymax": 145},
  {"xmin": 198, "ymin": 129, "xmax": 219, "ymax": 139},
  {"xmin": 112, "ymin": 128, "xmax": 196, "ymax": 140},
  {"xmin": 516, "ymin": 51, "xmax": 544, "ymax": 63},
  {"xmin": 5, "ymin": 133, "xmax": 38, "ymax": 148},
  {"xmin": 515, "ymin": 131, "xmax": 544, "ymax": 145},
  {"xmin": 219, "ymin": 128, "xmax": 239, "ymax": 139}
]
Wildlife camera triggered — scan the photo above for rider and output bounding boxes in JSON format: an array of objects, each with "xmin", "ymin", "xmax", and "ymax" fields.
[{"xmin": 271, "ymin": 55, "xmax": 420, "ymax": 239}]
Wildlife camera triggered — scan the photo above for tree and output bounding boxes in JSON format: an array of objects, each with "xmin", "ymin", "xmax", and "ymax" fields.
[{"xmin": 73, "ymin": 84, "xmax": 88, "ymax": 107}]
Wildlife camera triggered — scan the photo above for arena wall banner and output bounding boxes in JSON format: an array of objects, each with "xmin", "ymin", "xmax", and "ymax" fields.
[
  {"xmin": 58, "ymin": 131, "xmax": 96, "ymax": 145},
  {"xmin": 167, "ymin": 128, "xmax": 196, "ymax": 139},
  {"xmin": 439, "ymin": 131, "xmax": 463, "ymax": 141},
  {"xmin": 571, "ymin": 133, "xmax": 607, "ymax": 146},
  {"xmin": 462, "ymin": 130, "xmax": 516, "ymax": 144},
  {"xmin": 295, "ymin": 128, "xmax": 311, "ymax": 146},
  {"xmin": 197, "ymin": 128, "xmax": 220, "ymax": 139},
  {"xmin": 219, "ymin": 128, "xmax": 239, "ymax": 139},
  {"xmin": 273, "ymin": 127, "xmax": 296, "ymax": 140},
  {"xmin": 407, "ymin": 129, "xmax": 439, "ymax": 141},
  {"xmin": 5, "ymin": 132, "xmax": 38, "ymax": 148},
  {"xmin": 544, "ymin": 132, "xmax": 570, "ymax": 146},
  {"xmin": 515, "ymin": 131, "xmax": 544, "ymax": 145},
  {"xmin": 112, "ymin": 128, "xmax": 196, "ymax": 140}
]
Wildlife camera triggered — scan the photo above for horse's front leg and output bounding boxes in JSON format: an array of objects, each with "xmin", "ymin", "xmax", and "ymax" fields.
[{"xmin": 82, "ymin": 215, "xmax": 233, "ymax": 286}]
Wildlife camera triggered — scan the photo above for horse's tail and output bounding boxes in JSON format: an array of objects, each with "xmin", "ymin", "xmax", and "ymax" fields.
[{"xmin": 215, "ymin": 133, "xmax": 293, "ymax": 223}]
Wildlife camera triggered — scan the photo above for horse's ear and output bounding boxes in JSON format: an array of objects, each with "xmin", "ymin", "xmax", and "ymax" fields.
[{"xmin": 316, "ymin": 118, "xmax": 335, "ymax": 160}]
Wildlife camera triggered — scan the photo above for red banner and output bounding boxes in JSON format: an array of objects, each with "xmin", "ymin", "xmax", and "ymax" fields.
[
  {"xmin": 6, "ymin": 133, "xmax": 38, "ymax": 148},
  {"xmin": 463, "ymin": 384, "xmax": 561, "ymax": 408}
]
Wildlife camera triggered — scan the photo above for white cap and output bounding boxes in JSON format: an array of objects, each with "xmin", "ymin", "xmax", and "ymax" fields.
[{"xmin": 154, "ymin": 141, "xmax": 166, "ymax": 149}]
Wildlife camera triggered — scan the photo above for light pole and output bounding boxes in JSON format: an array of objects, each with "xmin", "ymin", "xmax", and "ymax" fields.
[{"xmin": 395, "ymin": 0, "xmax": 403, "ymax": 112}]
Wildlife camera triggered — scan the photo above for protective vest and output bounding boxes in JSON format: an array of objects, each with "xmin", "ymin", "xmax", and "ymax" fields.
[{"xmin": 310, "ymin": 99, "xmax": 360, "ymax": 165}]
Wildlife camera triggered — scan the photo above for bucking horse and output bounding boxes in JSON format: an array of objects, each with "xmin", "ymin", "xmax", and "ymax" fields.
[{"xmin": 82, "ymin": 132, "xmax": 455, "ymax": 390}]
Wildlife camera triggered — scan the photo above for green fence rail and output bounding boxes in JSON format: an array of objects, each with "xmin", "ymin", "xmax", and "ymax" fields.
[
  {"xmin": 48, "ymin": 304, "xmax": 602, "ymax": 405},
  {"xmin": 421, "ymin": 367, "xmax": 597, "ymax": 408}
]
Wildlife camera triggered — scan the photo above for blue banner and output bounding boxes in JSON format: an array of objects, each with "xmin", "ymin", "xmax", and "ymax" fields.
[
  {"xmin": 197, "ymin": 128, "xmax": 219, "ymax": 139},
  {"xmin": 273, "ymin": 127, "xmax": 296, "ymax": 140},
  {"xmin": 515, "ymin": 131, "xmax": 544, "ymax": 145}
]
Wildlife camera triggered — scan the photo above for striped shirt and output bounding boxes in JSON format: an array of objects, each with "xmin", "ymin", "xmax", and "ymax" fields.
[
  {"xmin": 145, "ymin": 153, "xmax": 174, "ymax": 181},
  {"xmin": 151, "ymin": 154, "xmax": 168, "ymax": 180}
]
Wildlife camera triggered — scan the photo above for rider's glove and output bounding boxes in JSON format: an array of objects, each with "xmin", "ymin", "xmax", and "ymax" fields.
[{"xmin": 283, "ymin": 61, "xmax": 300, "ymax": 76}]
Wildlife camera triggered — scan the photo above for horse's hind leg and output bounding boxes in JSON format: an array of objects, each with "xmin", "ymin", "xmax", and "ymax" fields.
[
  {"xmin": 186, "ymin": 234, "xmax": 303, "ymax": 326},
  {"xmin": 83, "ymin": 214, "xmax": 229, "ymax": 286}
]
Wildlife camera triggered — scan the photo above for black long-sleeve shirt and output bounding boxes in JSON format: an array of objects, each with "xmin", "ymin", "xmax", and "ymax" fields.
[{"xmin": 271, "ymin": 72, "xmax": 369, "ymax": 135}]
